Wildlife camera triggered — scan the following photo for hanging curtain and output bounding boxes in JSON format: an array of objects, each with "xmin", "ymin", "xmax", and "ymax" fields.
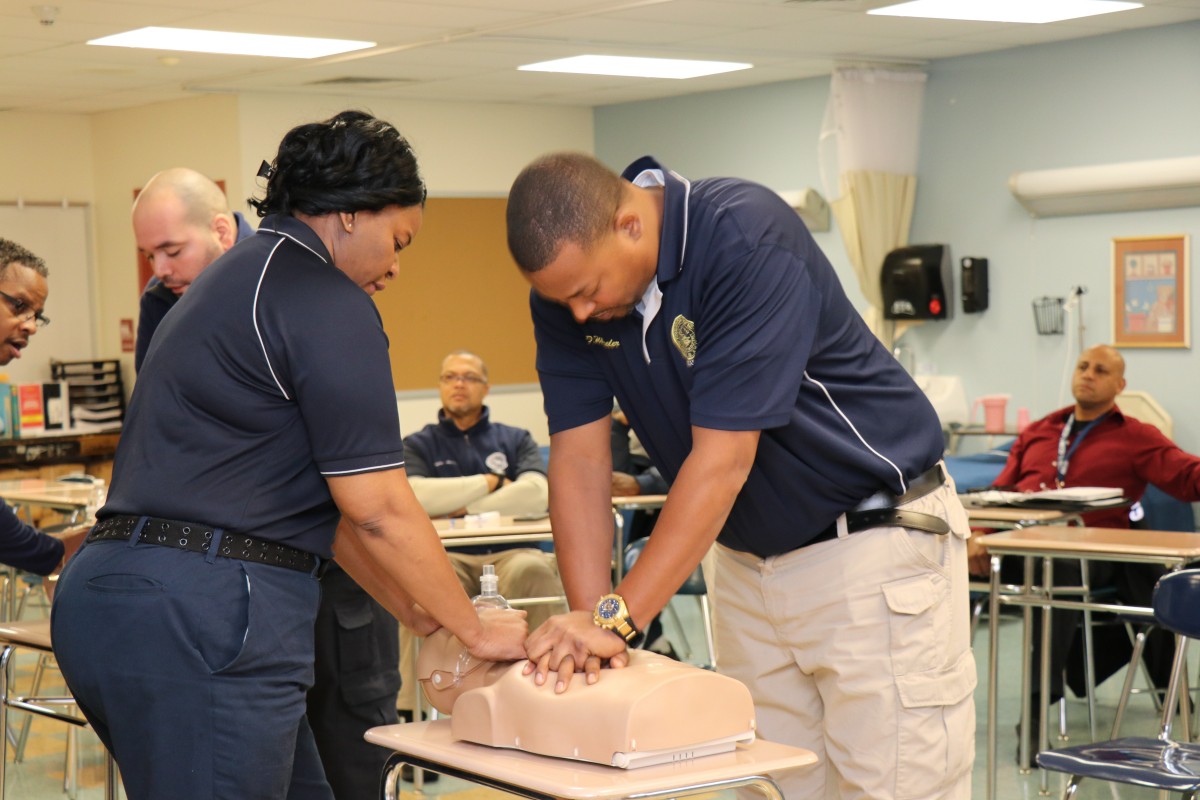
[{"xmin": 819, "ymin": 67, "xmax": 927, "ymax": 349}]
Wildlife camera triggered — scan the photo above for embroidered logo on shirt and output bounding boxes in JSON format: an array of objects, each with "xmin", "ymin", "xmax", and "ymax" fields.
[
  {"xmin": 585, "ymin": 335, "xmax": 621, "ymax": 350},
  {"xmin": 485, "ymin": 452, "xmax": 509, "ymax": 473},
  {"xmin": 671, "ymin": 314, "xmax": 696, "ymax": 366}
]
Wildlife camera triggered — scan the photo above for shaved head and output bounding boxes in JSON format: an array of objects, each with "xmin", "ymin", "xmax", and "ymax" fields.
[
  {"xmin": 1072, "ymin": 344, "xmax": 1126, "ymax": 419},
  {"xmin": 131, "ymin": 167, "xmax": 237, "ymax": 295},
  {"xmin": 134, "ymin": 168, "xmax": 232, "ymax": 227}
]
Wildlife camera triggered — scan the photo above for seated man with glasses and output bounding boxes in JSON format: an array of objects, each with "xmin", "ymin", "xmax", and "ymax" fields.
[
  {"xmin": 405, "ymin": 351, "xmax": 559, "ymax": 605},
  {"xmin": 397, "ymin": 351, "xmax": 562, "ymax": 732}
]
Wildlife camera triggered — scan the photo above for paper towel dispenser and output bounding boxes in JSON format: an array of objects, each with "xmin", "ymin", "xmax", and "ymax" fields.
[{"xmin": 882, "ymin": 244, "xmax": 951, "ymax": 320}]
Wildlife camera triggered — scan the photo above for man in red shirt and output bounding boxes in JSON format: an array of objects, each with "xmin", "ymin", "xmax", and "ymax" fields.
[{"xmin": 971, "ymin": 344, "xmax": 1200, "ymax": 712}]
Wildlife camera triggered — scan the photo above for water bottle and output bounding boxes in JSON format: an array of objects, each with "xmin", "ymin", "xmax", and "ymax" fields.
[
  {"xmin": 471, "ymin": 564, "xmax": 510, "ymax": 610},
  {"xmin": 454, "ymin": 565, "xmax": 510, "ymax": 684}
]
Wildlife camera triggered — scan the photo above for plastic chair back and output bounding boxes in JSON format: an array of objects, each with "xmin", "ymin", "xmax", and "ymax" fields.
[{"xmin": 1152, "ymin": 568, "xmax": 1200, "ymax": 639}]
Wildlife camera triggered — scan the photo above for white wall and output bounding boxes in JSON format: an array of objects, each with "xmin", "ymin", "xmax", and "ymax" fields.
[{"xmin": 595, "ymin": 21, "xmax": 1200, "ymax": 453}]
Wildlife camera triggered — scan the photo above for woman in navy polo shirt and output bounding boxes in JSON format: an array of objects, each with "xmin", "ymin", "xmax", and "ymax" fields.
[{"xmin": 51, "ymin": 111, "xmax": 527, "ymax": 800}]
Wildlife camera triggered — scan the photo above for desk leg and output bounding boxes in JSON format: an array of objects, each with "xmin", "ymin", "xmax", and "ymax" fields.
[
  {"xmin": 0, "ymin": 643, "xmax": 11, "ymax": 798},
  {"xmin": 986, "ymin": 554, "xmax": 1001, "ymax": 800},
  {"xmin": 1079, "ymin": 560, "xmax": 1099, "ymax": 742},
  {"xmin": 104, "ymin": 753, "xmax": 118, "ymax": 800},
  {"xmin": 1039, "ymin": 556, "xmax": 1053, "ymax": 796},
  {"xmin": 1016, "ymin": 556, "xmax": 1033, "ymax": 773},
  {"xmin": 380, "ymin": 754, "xmax": 404, "ymax": 800}
]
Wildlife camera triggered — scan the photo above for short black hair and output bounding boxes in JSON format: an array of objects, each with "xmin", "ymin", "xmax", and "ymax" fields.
[
  {"xmin": 0, "ymin": 238, "xmax": 48, "ymax": 279},
  {"xmin": 250, "ymin": 110, "xmax": 426, "ymax": 217},
  {"xmin": 506, "ymin": 152, "xmax": 624, "ymax": 273}
]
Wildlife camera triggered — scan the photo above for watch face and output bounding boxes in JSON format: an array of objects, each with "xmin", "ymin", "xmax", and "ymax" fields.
[{"xmin": 597, "ymin": 596, "xmax": 621, "ymax": 621}]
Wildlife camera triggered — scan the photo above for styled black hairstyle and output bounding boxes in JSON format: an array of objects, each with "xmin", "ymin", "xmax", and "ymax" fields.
[{"xmin": 250, "ymin": 110, "xmax": 426, "ymax": 218}]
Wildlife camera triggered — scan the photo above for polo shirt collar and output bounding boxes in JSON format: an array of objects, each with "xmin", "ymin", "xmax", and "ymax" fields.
[
  {"xmin": 622, "ymin": 156, "xmax": 691, "ymax": 363},
  {"xmin": 437, "ymin": 405, "xmax": 492, "ymax": 437},
  {"xmin": 257, "ymin": 214, "xmax": 333, "ymax": 264},
  {"xmin": 621, "ymin": 156, "xmax": 690, "ymax": 288}
]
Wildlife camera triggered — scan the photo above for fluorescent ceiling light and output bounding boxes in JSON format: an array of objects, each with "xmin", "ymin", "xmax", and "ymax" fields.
[
  {"xmin": 869, "ymin": 0, "xmax": 1142, "ymax": 24},
  {"xmin": 88, "ymin": 27, "xmax": 374, "ymax": 59},
  {"xmin": 519, "ymin": 55, "xmax": 751, "ymax": 80}
]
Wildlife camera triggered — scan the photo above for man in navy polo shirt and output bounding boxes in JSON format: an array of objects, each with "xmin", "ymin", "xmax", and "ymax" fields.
[
  {"xmin": 507, "ymin": 153, "xmax": 973, "ymax": 800},
  {"xmin": 131, "ymin": 167, "xmax": 255, "ymax": 372}
]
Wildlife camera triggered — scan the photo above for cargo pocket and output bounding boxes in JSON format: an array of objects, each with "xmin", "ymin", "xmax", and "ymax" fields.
[
  {"xmin": 335, "ymin": 595, "xmax": 399, "ymax": 707},
  {"xmin": 884, "ymin": 567, "xmax": 976, "ymax": 799},
  {"xmin": 894, "ymin": 651, "xmax": 977, "ymax": 799},
  {"xmin": 882, "ymin": 573, "xmax": 942, "ymax": 675}
]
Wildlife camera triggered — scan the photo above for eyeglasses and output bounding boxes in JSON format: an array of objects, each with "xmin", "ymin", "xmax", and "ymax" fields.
[
  {"xmin": 0, "ymin": 290, "xmax": 49, "ymax": 328},
  {"xmin": 438, "ymin": 373, "xmax": 486, "ymax": 386}
]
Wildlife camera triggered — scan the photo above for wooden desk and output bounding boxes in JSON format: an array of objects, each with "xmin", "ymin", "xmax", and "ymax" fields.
[
  {"xmin": 0, "ymin": 479, "xmax": 96, "ymax": 516},
  {"xmin": 983, "ymin": 526, "xmax": 1200, "ymax": 800},
  {"xmin": 434, "ymin": 516, "xmax": 553, "ymax": 549},
  {"xmin": 965, "ymin": 506, "xmax": 1081, "ymax": 529},
  {"xmin": 611, "ymin": 494, "xmax": 667, "ymax": 513},
  {"xmin": 366, "ymin": 719, "xmax": 816, "ymax": 800}
]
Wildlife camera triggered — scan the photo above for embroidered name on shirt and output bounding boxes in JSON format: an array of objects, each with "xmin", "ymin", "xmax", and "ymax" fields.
[
  {"xmin": 585, "ymin": 335, "xmax": 621, "ymax": 350},
  {"xmin": 671, "ymin": 314, "xmax": 696, "ymax": 366}
]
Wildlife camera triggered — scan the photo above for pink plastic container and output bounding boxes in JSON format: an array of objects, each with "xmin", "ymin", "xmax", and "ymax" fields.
[{"xmin": 973, "ymin": 395, "xmax": 1009, "ymax": 434}]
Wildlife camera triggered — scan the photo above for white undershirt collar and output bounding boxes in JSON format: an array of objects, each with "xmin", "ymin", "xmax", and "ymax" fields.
[{"xmin": 632, "ymin": 168, "xmax": 665, "ymax": 364}]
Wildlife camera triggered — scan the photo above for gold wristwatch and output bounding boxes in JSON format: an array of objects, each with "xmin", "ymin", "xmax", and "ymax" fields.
[{"xmin": 593, "ymin": 593, "xmax": 644, "ymax": 646}]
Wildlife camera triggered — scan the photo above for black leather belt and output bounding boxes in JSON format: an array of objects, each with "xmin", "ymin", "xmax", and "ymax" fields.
[
  {"xmin": 87, "ymin": 515, "xmax": 320, "ymax": 574},
  {"xmin": 808, "ymin": 463, "xmax": 951, "ymax": 546}
]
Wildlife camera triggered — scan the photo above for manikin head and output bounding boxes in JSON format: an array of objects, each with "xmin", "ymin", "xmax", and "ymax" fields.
[{"xmin": 416, "ymin": 628, "xmax": 512, "ymax": 715}]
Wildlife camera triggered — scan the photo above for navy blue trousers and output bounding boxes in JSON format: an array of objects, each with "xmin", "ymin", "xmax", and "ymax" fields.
[{"xmin": 51, "ymin": 539, "xmax": 334, "ymax": 800}]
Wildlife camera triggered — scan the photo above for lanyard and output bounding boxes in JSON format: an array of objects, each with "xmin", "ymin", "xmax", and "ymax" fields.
[{"xmin": 1055, "ymin": 412, "xmax": 1109, "ymax": 487}]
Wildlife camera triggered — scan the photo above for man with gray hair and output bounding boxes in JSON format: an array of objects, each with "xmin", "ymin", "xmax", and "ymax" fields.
[{"xmin": 131, "ymin": 167, "xmax": 254, "ymax": 371}]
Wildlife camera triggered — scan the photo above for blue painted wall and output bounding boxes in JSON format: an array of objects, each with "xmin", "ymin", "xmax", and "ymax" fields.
[{"xmin": 595, "ymin": 21, "xmax": 1200, "ymax": 452}]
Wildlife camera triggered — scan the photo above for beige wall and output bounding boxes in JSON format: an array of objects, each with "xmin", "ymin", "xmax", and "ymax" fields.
[
  {"xmin": 236, "ymin": 93, "xmax": 594, "ymax": 198},
  {"xmin": 2, "ymin": 94, "xmax": 592, "ymax": 429},
  {"xmin": 0, "ymin": 111, "xmax": 95, "ymax": 202}
]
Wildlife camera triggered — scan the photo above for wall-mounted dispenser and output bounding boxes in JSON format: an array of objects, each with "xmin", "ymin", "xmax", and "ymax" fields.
[{"xmin": 881, "ymin": 244, "xmax": 950, "ymax": 320}]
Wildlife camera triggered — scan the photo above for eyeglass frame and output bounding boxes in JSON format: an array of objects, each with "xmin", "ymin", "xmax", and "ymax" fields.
[
  {"xmin": 438, "ymin": 372, "xmax": 487, "ymax": 386},
  {"xmin": 0, "ymin": 289, "xmax": 50, "ymax": 328}
]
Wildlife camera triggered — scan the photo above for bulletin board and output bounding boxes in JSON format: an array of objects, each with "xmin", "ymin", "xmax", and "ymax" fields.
[{"xmin": 373, "ymin": 197, "xmax": 539, "ymax": 389}]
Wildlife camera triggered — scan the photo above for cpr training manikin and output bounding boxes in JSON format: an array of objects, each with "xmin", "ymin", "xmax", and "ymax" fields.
[{"xmin": 416, "ymin": 627, "xmax": 757, "ymax": 768}]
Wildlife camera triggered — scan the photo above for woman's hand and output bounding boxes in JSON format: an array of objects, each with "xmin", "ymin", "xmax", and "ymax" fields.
[{"xmin": 464, "ymin": 607, "xmax": 528, "ymax": 662}]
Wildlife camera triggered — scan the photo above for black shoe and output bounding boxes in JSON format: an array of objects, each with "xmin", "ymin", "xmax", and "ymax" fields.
[{"xmin": 400, "ymin": 764, "xmax": 440, "ymax": 783}]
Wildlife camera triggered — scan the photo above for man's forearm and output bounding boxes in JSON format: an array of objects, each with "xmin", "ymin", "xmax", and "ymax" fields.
[
  {"xmin": 615, "ymin": 426, "xmax": 758, "ymax": 631},
  {"xmin": 547, "ymin": 419, "xmax": 620, "ymax": 610},
  {"xmin": 467, "ymin": 472, "xmax": 548, "ymax": 515},
  {"xmin": 407, "ymin": 474, "xmax": 490, "ymax": 517}
]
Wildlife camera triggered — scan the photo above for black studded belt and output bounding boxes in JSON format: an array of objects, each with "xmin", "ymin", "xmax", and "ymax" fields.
[{"xmin": 86, "ymin": 515, "xmax": 319, "ymax": 574}]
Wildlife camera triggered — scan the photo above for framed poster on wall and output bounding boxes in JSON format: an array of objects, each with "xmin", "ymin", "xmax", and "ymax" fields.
[{"xmin": 1112, "ymin": 234, "xmax": 1190, "ymax": 348}]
